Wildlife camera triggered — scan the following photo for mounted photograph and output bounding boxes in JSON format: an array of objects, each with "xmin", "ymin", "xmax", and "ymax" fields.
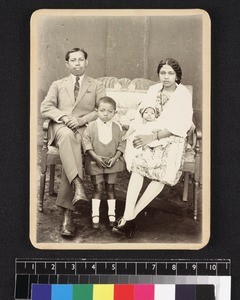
[{"xmin": 30, "ymin": 9, "xmax": 211, "ymax": 249}]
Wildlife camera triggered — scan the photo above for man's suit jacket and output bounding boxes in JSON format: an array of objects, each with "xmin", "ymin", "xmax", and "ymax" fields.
[{"xmin": 40, "ymin": 75, "xmax": 106, "ymax": 144}]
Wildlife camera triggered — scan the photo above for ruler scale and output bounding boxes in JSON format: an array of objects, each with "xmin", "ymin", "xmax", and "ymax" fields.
[{"xmin": 15, "ymin": 259, "xmax": 231, "ymax": 300}]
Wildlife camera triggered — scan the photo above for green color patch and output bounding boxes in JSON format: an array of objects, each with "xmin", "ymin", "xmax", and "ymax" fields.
[{"xmin": 73, "ymin": 284, "xmax": 93, "ymax": 300}]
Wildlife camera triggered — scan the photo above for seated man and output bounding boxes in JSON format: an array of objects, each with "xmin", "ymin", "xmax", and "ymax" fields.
[{"xmin": 40, "ymin": 47, "xmax": 106, "ymax": 237}]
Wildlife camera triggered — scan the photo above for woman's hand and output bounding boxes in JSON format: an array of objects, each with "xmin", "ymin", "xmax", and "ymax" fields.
[
  {"xmin": 133, "ymin": 134, "xmax": 154, "ymax": 148},
  {"xmin": 133, "ymin": 130, "xmax": 171, "ymax": 148},
  {"xmin": 122, "ymin": 134, "xmax": 127, "ymax": 141}
]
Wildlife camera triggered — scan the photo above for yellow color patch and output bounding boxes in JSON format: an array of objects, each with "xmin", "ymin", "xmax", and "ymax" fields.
[{"xmin": 93, "ymin": 284, "xmax": 114, "ymax": 300}]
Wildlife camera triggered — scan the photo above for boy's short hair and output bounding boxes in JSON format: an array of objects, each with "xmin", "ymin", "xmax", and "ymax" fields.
[{"xmin": 96, "ymin": 96, "xmax": 117, "ymax": 110}]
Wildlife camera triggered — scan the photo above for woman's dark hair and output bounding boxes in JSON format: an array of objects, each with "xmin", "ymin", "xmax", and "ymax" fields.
[
  {"xmin": 157, "ymin": 58, "xmax": 182, "ymax": 84},
  {"xmin": 96, "ymin": 96, "xmax": 117, "ymax": 110},
  {"xmin": 65, "ymin": 48, "xmax": 88, "ymax": 61}
]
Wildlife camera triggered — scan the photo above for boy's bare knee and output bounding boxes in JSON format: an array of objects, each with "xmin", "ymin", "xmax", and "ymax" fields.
[
  {"xmin": 106, "ymin": 183, "xmax": 114, "ymax": 192},
  {"xmin": 94, "ymin": 183, "xmax": 104, "ymax": 193}
]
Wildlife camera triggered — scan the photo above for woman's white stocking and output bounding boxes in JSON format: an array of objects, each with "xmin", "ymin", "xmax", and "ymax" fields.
[
  {"xmin": 123, "ymin": 172, "xmax": 144, "ymax": 220},
  {"xmin": 133, "ymin": 181, "xmax": 164, "ymax": 218}
]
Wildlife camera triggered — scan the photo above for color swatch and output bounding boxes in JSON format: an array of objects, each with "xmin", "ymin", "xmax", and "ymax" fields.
[{"xmin": 31, "ymin": 284, "xmax": 215, "ymax": 300}]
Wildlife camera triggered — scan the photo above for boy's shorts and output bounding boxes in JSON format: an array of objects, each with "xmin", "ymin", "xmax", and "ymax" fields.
[{"xmin": 90, "ymin": 173, "xmax": 118, "ymax": 185}]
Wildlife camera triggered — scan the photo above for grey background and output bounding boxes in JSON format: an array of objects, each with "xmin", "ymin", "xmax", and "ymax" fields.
[
  {"xmin": 38, "ymin": 15, "xmax": 202, "ymax": 113},
  {"xmin": 37, "ymin": 14, "xmax": 203, "ymax": 145}
]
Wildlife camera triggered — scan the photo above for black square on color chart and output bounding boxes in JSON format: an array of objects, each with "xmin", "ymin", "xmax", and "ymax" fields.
[
  {"xmin": 15, "ymin": 275, "xmax": 28, "ymax": 299},
  {"xmin": 196, "ymin": 285, "xmax": 215, "ymax": 300}
]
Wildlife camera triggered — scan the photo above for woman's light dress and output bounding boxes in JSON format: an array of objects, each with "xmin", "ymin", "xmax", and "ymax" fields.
[{"xmin": 124, "ymin": 83, "xmax": 193, "ymax": 186}]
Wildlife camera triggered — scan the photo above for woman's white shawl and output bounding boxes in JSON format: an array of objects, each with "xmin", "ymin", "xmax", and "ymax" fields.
[{"xmin": 138, "ymin": 83, "xmax": 193, "ymax": 138}]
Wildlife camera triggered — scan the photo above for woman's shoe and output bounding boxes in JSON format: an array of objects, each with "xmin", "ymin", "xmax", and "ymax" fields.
[
  {"xmin": 92, "ymin": 215, "xmax": 100, "ymax": 230},
  {"xmin": 108, "ymin": 214, "xmax": 116, "ymax": 228},
  {"xmin": 112, "ymin": 217, "xmax": 135, "ymax": 238}
]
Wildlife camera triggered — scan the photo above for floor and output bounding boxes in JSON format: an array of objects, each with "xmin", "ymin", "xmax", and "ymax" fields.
[{"xmin": 36, "ymin": 165, "xmax": 202, "ymax": 246}]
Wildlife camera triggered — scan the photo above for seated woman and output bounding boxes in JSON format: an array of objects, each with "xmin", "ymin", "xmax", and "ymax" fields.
[{"xmin": 113, "ymin": 58, "xmax": 193, "ymax": 237}]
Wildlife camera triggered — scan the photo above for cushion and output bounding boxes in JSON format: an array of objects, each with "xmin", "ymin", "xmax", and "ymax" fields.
[
  {"xmin": 106, "ymin": 89, "xmax": 147, "ymax": 127},
  {"xmin": 184, "ymin": 146, "xmax": 195, "ymax": 163}
]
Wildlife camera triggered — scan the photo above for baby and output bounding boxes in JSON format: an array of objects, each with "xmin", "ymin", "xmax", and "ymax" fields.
[
  {"xmin": 123, "ymin": 106, "xmax": 168, "ymax": 171},
  {"xmin": 122, "ymin": 106, "xmax": 161, "ymax": 145}
]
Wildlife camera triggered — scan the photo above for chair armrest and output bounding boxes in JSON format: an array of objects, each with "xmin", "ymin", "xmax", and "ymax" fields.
[
  {"xmin": 43, "ymin": 118, "xmax": 52, "ymax": 131},
  {"xmin": 193, "ymin": 127, "xmax": 202, "ymax": 183},
  {"xmin": 42, "ymin": 118, "xmax": 52, "ymax": 150},
  {"xmin": 186, "ymin": 125, "xmax": 202, "ymax": 151},
  {"xmin": 195, "ymin": 128, "xmax": 202, "ymax": 140},
  {"xmin": 194, "ymin": 128, "xmax": 202, "ymax": 157}
]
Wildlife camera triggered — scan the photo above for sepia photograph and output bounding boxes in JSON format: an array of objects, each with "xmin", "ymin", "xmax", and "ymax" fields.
[{"xmin": 30, "ymin": 9, "xmax": 211, "ymax": 249}]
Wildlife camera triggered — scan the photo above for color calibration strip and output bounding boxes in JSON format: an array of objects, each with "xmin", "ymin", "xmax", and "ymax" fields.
[
  {"xmin": 15, "ymin": 259, "xmax": 231, "ymax": 300},
  {"xmin": 31, "ymin": 284, "xmax": 215, "ymax": 300}
]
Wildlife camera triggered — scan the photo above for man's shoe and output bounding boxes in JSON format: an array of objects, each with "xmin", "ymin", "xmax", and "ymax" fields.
[
  {"xmin": 72, "ymin": 176, "xmax": 88, "ymax": 206},
  {"xmin": 60, "ymin": 209, "xmax": 75, "ymax": 237}
]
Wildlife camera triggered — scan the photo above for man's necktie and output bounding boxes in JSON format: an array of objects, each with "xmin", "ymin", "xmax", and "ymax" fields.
[{"xmin": 74, "ymin": 76, "xmax": 80, "ymax": 101}]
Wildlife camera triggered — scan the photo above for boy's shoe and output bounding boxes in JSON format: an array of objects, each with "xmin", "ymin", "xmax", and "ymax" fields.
[
  {"xmin": 108, "ymin": 214, "xmax": 116, "ymax": 228},
  {"xmin": 92, "ymin": 215, "xmax": 100, "ymax": 230}
]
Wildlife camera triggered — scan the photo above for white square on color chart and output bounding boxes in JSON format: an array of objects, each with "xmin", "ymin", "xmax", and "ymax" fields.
[{"xmin": 154, "ymin": 284, "xmax": 176, "ymax": 299}]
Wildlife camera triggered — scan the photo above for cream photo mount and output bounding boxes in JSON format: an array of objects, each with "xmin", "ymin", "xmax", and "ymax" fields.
[{"xmin": 30, "ymin": 9, "xmax": 211, "ymax": 250}]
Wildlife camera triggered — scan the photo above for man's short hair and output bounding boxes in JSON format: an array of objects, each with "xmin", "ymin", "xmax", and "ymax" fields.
[
  {"xmin": 65, "ymin": 48, "xmax": 88, "ymax": 61},
  {"xmin": 96, "ymin": 96, "xmax": 117, "ymax": 111}
]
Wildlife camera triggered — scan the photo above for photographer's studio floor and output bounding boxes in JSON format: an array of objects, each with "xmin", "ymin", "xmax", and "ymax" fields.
[{"xmin": 36, "ymin": 165, "xmax": 202, "ymax": 245}]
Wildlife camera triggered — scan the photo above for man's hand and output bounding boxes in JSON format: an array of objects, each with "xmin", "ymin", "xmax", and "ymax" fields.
[
  {"xmin": 65, "ymin": 116, "xmax": 79, "ymax": 129},
  {"xmin": 60, "ymin": 115, "xmax": 70, "ymax": 124},
  {"xmin": 133, "ymin": 134, "xmax": 154, "ymax": 148},
  {"xmin": 76, "ymin": 117, "xmax": 86, "ymax": 127},
  {"xmin": 60, "ymin": 116, "xmax": 85, "ymax": 129}
]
